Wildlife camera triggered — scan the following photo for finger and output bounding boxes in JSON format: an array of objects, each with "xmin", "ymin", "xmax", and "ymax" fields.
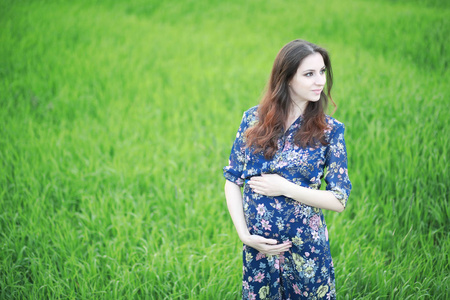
[
  {"xmin": 273, "ymin": 242, "xmax": 292, "ymax": 250},
  {"xmin": 262, "ymin": 244, "xmax": 292, "ymax": 255},
  {"xmin": 264, "ymin": 248, "xmax": 290, "ymax": 256},
  {"xmin": 250, "ymin": 185, "xmax": 264, "ymax": 193},
  {"xmin": 249, "ymin": 176, "xmax": 263, "ymax": 183},
  {"xmin": 267, "ymin": 247, "xmax": 291, "ymax": 256},
  {"xmin": 247, "ymin": 181, "xmax": 257, "ymax": 188},
  {"xmin": 250, "ymin": 185, "xmax": 263, "ymax": 193},
  {"xmin": 249, "ymin": 181, "xmax": 266, "ymax": 189},
  {"xmin": 279, "ymin": 245, "xmax": 292, "ymax": 252},
  {"xmin": 263, "ymin": 242, "xmax": 292, "ymax": 251},
  {"xmin": 249, "ymin": 185, "xmax": 265, "ymax": 194},
  {"xmin": 252, "ymin": 181, "xmax": 267, "ymax": 188},
  {"xmin": 257, "ymin": 237, "xmax": 278, "ymax": 245},
  {"xmin": 272, "ymin": 242, "xmax": 293, "ymax": 252},
  {"xmin": 247, "ymin": 180, "xmax": 258, "ymax": 187}
]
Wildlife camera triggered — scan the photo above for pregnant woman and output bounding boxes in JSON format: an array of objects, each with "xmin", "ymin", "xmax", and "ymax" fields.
[{"xmin": 223, "ymin": 39, "xmax": 352, "ymax": 299}]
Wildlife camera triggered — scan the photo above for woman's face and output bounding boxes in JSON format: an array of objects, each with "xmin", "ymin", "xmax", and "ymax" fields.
[{"xmin": 288, "ymin": 52, "xmax": 326, "ymax": 105}]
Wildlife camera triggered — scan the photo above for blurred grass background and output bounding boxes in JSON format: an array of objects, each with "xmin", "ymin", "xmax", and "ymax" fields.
[{"xmin": 0, "ymin": 0, "xmax": 449, "ymax": 299}]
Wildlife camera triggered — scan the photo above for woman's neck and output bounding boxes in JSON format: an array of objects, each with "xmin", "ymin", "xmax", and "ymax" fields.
[
  {"xmin": 285, "ymin": 101, "xmax": 306, "ymax": 131},
  {"xmin": 289, "ymin": 100, "xmax": 306, "ymax": 119}
]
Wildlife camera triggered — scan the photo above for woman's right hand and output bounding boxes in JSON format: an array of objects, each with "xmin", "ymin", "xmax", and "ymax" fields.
[{"xmin": 241, "ymin": 234, "xmax": 292, "ymax": 256}]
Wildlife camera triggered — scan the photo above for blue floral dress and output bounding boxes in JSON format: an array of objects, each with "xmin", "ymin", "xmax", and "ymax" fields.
[{"xmin": 223, "ymin": 106, "xmax": 352, "ymax": 300}]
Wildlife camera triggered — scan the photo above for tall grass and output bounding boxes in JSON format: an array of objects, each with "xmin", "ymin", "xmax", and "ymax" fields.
[{"xmin": 1, "ymin": 0, "xmax": 449, "ymax": 298}]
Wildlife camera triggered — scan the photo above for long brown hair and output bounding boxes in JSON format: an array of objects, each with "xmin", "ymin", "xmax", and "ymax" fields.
[{"xmin": 245, "ymin": 39, "xmax": 335, "ymax": 159}]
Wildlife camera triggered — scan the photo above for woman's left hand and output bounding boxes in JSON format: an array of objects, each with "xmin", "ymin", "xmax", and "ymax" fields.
[{"xmin": 248, "ymin": 173, "xmax": 289, "ymax": 197}]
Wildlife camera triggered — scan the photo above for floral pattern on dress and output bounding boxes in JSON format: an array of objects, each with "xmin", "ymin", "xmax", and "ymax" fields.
[{"xmin": 224, "ymin": 106, "xmax": 352, "ymax": 299}]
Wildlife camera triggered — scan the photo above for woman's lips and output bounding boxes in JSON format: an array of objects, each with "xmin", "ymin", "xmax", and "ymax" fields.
[{"xmin": 312, "ymin": 89, "xmax": 322, "ymax": 95}]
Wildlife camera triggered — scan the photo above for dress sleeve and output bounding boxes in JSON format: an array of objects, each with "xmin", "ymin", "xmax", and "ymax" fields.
[
  {"xmin": 324, "ymin": 122, "xmax": 352, "ymax": 208},
  {"xmin": 223, "ymin": 111, "xmax": 250, "ymax": 187}
]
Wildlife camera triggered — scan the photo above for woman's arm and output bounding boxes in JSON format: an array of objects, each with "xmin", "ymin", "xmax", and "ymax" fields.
[
  {"xmin": 248, "ymin": 174, "xmax": 345, "ymax": 212},
  {"xmin": 225, "ymin": 180, "xmax": 292, "ymax": 255}
]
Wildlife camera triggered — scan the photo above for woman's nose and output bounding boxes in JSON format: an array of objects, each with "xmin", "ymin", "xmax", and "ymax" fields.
[{"xmin": 315, "ymin": 74, "xmax": 326, "ymax": 85}]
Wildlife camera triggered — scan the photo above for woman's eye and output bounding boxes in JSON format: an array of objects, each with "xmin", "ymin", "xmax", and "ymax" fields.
[
  {"xmin": 305, "ymin": 72, "xmax": 313, "ymax": 77},
  {"xmin": 320, "ymin": 69, "xmax": 326, "ymax": 75}
]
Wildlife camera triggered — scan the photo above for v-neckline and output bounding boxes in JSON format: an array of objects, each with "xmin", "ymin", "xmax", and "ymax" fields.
[{"xmin": 284, "ymin": 114, "xmax": 302, "ymax": 134}]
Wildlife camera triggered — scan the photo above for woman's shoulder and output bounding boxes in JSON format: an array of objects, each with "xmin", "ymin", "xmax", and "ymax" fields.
[
  {"xmin": 242, "ymin": 105, "xmax": 259, "ymax": 126},
  {"xmin": 244, "ymin": 105, "xmax": 259, "ymax": 117},
  {"xmin": 325, "ymin": 115, "xmax": 345, "ymax": 129},
  {"xmin": 324, "ymin": 115, "xmax": 346, "ymax": 138}
]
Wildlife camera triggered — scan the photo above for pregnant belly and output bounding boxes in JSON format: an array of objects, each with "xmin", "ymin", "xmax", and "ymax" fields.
[{"xmin": 243, "ymin": 190, "xmax": 304, "ymax": 242}]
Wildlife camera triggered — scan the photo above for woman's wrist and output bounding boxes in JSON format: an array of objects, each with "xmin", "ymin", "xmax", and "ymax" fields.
[
  {"xmin": 238, "ymin": 231, "xmax": 251, "ymax": 244},
  {"xmin": 283, "ymin": 180, "xmax": 299, "ymax": 199}
]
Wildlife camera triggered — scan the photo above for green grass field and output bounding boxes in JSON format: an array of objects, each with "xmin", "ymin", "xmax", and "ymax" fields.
[{"xmin": 1, "ymin": 0, "xmax": 449, "ymax": 299}]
